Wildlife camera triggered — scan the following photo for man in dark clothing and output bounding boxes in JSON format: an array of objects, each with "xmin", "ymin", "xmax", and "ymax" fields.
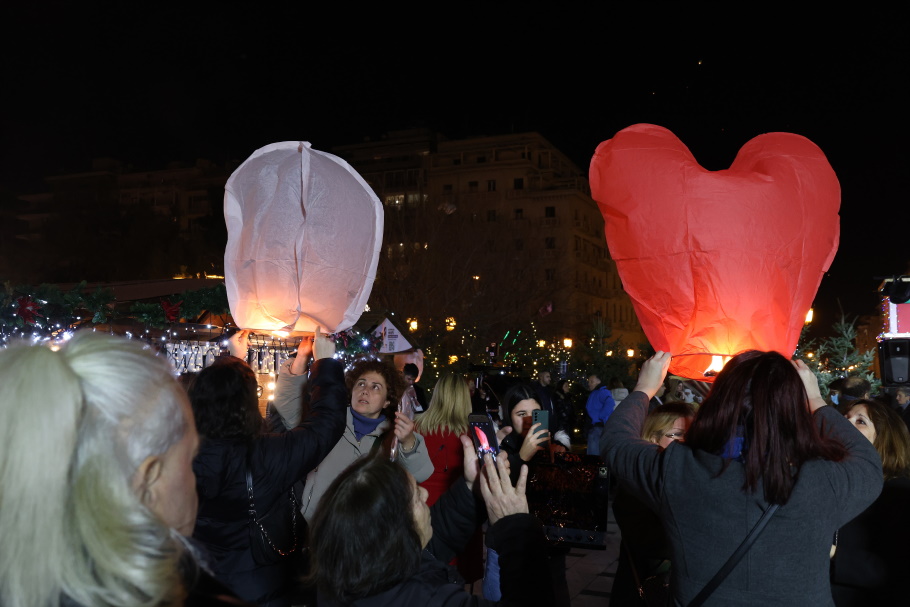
[
  {"xmin": 840, "ymin": 376, "xmax": 871, "ymax": 404},
  {"xmin": 893, "ymin": 386, "xmax": 910, "ymax": 432},
  {"xmin": 403, "ymin": 363, "xmax": 429, "ymax": 412},
  {"xmin": 534, "ymin": 369, "xmax": 569, "ymax": 451}
]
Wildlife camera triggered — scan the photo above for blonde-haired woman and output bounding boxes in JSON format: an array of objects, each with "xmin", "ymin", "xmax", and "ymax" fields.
[
  {"xmin": 0, "ymin": 331, "xmax": 231, "ymax": 607},
  {"xmin": 612, "ymin": 401, "xmax": 696, "ymax": 605},
  {"xmin": 414, "ymin": 373, "xmax": 484, "ymax": 585}
]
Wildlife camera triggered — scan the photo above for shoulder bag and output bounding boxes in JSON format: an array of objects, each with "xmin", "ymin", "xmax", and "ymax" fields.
[{"xmin": 245, "ymin": 443, "xmax": 303, "ymax": 565}]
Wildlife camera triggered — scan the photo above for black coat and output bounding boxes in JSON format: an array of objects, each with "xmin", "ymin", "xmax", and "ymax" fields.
[
  {"xmin": 192, "ymin": 358, "xmax": 347, "ymax": 605},
  {"xmin": 831, "ymin": 476, "xmax": 910, "ymax": 606},
  {"xmin": 317, "ymin": 479, "xmax": 553, "ymax": 607}
]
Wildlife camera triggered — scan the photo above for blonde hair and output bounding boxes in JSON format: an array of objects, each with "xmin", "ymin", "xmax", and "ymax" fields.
[
  {"xmin": 641, "ymin": 401, "xmax": 697, "ymax": 444},
  {"xmin": 0, "ymin": 332, "xmax": 189, "ymax": 607},
  {"xmin": 414, "ymin": 373, "xmax": 471, "ymax": 436}
]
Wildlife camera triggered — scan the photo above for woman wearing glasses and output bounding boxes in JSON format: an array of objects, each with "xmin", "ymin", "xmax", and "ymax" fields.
[{"xmin": 611, "ymin": 401, "xmax": 697, "ymax": 605}]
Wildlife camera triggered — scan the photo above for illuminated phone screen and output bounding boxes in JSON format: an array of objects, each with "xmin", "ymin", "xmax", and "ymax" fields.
[{"xmin": 469, "ymin": 417, "xmax": 499, "ymax": 459}]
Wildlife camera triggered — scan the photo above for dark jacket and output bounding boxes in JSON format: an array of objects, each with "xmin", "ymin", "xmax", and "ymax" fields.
[
  {"xmin": 831, "ymin": 476, "xmax": 910, "ymax": 605},
  {"xmin": 317, "ymin": 479, "xmax": 554, "ymax": 607},
  {"xmin": 192, "ymin": 358, "xmax": 347, "ymax": 605},
  {"xmin": 602, "ymin": 391, "xmax": 883, "ymax": 606}
]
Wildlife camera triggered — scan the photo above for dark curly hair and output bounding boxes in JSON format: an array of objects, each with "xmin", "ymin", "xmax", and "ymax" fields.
[
  {"xmin": 187, "ymin": 356, "xmax": 264, "ymax": 440},
  {"xmin": 345, "ymin": 356, "xmax": 407, "ymax": 419}
]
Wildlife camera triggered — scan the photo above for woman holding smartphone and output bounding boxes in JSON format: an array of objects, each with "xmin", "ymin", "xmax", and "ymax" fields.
[
  {"xmin": 490, "ymin": 383, "xmax": 570, "ymax": 607},
  {"xmin": 498, "ymin": 383, "xmax": 550, "ymax": 480}
]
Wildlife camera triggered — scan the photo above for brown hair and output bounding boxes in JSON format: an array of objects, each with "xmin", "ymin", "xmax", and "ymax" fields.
[
  {"xmin": 345, "ymin": 356, "xmax": 407, "ymax": 419},
  {"xmin": 845, "ymin": 399, "xmax": 910, "ymax": 480},
  {"xmin": 685, "ymin": 350, "xmax": 847, "ymax": 505}
]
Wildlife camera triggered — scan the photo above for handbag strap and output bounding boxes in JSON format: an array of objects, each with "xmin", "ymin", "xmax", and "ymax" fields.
[
  {"xmin": 244, "ymin": 443, "xmax": 257, "ymax": 522},
  {"xmin": 623, "ymin": 539, "xmax": 669, "ymax": 603},
  {"xmin": 684, "ymin": 503, "xmax": 780, "ymax": 607}
]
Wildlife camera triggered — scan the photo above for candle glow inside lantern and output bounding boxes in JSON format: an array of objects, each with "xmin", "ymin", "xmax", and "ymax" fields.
[
  {"xmin": 590, "ymin": 124, "xmax": 840, "ymax": 381},
  {"xmin": 224, "ymin": 142, "xmax": 382, "ymax": 334}
]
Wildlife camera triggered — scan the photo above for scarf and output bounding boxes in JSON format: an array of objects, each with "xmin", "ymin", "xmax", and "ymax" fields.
[{"xmin": 351, "ymin": 408, "xmax": 385, "ymax": 440}]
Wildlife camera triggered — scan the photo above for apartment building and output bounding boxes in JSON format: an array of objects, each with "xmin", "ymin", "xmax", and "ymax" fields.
[{"xmin": 332, "ymin": 129, "xmax": 646, "ymax": 352}]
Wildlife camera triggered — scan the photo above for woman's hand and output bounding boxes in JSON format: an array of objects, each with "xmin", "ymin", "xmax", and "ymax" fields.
[
  {"xmin": 460, "ymin": 429, "xmax": 513, "ymax": 493},
  {"xmin": 393, "ymin": 411, "xmax": 417, "ymax": 451},
  {"xmin": 633, "ymin": 351, "xmax": 672, "ymax": 398},
  {"xmin": 519, "ymin": 422, "xmax": 549, "ymax": 462},
  {"xmin": 793, "ymin": 359, "xmax": 826, "ymax": 412},
  {"xmin": 227, "ymin": 329, "xmax": 250, "ymax": 359},
  {"xmin": 479, "ymin": 452, "xmax": 529, "ymax": 525},
  {"xmin": 289, "ymin": 333, "xmax": 315, "ymax": 375}
]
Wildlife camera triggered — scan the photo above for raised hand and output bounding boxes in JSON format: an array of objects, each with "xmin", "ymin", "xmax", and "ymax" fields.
[
  {"xmin": 479, "ymin": 452, "xmax": 529, "ymax": 525},
  {"xmin": 227, "ymin": 329, "xmax": 251, "ymax": 359},
  {"xmin": 633, "ymin": 351, "xmax": 672, "ymax": 398},
  {"xmin": 792, "ymin": 359, "xmax": 826, "ymax": 411},
  {"xmin": 519, "ymin": 422, "xmax": 549, "ymax": 462}
]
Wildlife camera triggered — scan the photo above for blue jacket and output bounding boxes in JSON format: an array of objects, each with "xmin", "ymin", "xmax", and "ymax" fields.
[{"xmin": 585, "ymin": 384, "xmax": 616, "ymax": 425}]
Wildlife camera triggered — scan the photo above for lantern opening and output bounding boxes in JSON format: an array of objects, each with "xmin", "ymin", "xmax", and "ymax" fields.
[{"xmin": 703, "ymin": 355, "xmax": 731, "ymax": 377}]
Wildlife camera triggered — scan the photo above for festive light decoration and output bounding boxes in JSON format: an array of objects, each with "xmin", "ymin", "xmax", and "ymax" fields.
[
  {"xmin": 224, "ymin": 141, "xmax": 382, "ymax": 333},
  {"xmin": 590, "ymin": 124, "xmax": 840, "ymax": 381}
]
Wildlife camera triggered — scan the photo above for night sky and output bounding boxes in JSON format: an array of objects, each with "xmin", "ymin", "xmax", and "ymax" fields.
[{"xmin": 3, "ymin": 6, "xmax": 908, "ymax": 334}]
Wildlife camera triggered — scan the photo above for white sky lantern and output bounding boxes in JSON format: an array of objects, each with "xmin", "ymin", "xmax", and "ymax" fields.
[{"xmin": 224, "ymin": 142, "xmax": 382, "ymax": 333}]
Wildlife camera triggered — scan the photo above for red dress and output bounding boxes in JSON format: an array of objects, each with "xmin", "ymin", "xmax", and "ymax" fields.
[{"xmin": 420, "ymin": 429, "xmax": 484, "ymax": 584}]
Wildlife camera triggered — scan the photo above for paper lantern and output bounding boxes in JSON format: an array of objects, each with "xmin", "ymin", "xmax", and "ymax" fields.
[
  {"xmin": 224, "ymin": 142, "xmax": 382, "ymax": 333},
  {"xmin": 589, "ymin": 124, "xmax": 840, "ymax": 381}
]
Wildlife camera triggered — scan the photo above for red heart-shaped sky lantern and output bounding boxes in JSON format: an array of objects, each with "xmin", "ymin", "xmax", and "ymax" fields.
[{"xmin": 589, "ymin": 124, "xmax": 840, "ymax": 381}]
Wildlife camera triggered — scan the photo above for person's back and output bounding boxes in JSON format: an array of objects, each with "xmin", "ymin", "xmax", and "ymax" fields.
[
  {"xmin": 656, "ymin": 444, "xmax": 877, "ymax": 604},
  {"xmin": 190, "ymin": 331, "xmax": 347, "ymax": 605},
  {"xmin": 603, "ymin": 350, "xmax": 882, "ymax": 606}
]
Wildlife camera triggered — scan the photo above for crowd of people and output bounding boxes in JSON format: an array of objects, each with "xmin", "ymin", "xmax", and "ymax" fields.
[{"xmin": 1, "ymin": 329, "xmax": 907, "ymax": 606}]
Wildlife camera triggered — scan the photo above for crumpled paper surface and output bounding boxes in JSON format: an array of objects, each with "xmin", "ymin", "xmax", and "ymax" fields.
[
  {"xmin": 589, "ymin": 124, "xmax": 840, "ymax": 381},
  {"xmin": 224, "ymin": 141, "xmax": 382, "ymax": 333}
]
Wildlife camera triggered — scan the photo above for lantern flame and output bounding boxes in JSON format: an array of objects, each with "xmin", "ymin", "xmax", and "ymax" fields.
[{"xmin": 704, "ymin": 355, "xmax": 731, "ymax": 377}]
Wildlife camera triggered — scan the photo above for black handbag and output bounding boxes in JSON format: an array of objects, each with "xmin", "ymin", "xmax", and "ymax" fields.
[
  {"xmin": 624, "ymin": 540, "xmax": 672, "ymax": 607},
  {"xmin": 245, "ymin": 444, "xmax": 302, "ymax": 565}
]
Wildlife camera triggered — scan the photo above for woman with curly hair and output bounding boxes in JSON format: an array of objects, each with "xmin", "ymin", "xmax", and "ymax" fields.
[
  {"xmin": 831, "ymin": 398, "xmax": 910, "ymax": 605},
  {"xmin": 273, "ymin": 354, "xmax": 433, "ymax": 521}
]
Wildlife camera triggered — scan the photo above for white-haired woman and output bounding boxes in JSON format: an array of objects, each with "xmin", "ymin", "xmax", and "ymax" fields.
[{"xmin": 0, "ymin": 331, "xmax": 241, "ymax": 607}]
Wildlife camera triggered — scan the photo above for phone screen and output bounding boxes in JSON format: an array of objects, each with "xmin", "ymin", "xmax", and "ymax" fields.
[
  {"xmin": 468, "ymin": 414, "xmax": 499, "ymax": 460},
  {"xmin": 532, "ymin": 409, "xmax": 550, "ymax": 446}
]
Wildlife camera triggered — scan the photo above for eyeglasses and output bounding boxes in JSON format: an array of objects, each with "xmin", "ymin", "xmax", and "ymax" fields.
[{"xmin": 664, "ymin": 432, "xmax": 686, "ymax": 440}]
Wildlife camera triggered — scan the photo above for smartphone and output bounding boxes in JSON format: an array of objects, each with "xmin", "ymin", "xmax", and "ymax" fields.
[
  {"xmin": 532, "ymin": 409, "xmax": 550, "ymax": 446},
  {"xmin": 468, "ymin": 413, "xmax": 499, "ymax": 460}
]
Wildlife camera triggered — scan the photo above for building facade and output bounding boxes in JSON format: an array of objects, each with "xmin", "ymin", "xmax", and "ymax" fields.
[{"xmin": 332, "ymin": 129, "xmax": 647, "ymax": 360}]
